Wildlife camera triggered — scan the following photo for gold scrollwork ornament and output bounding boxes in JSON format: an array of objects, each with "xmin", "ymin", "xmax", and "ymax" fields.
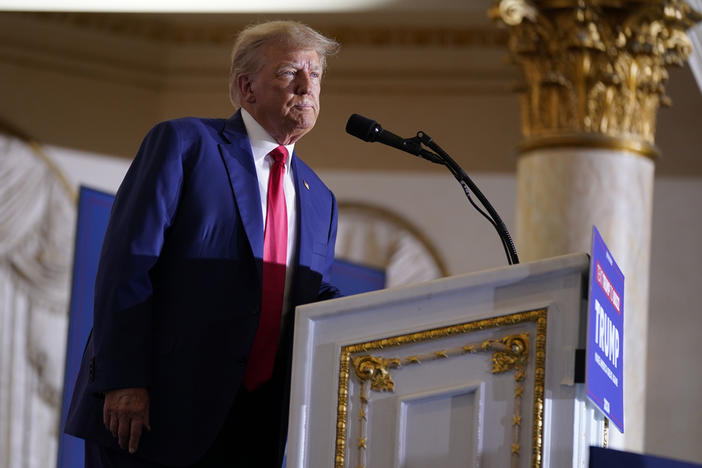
[
  {"xmin": 352, "ymin": 355, "xmax": 401, "ymax": 392},
  {"xmin": 492, "ymin": 334, "xmax": 529, "ymax": 374}
]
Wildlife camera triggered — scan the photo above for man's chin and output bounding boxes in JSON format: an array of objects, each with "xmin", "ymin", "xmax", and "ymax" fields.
[
  {"xmin": 289, "ymin": 114, "xmax": 317, "ymax": 132},
  {"xmin": 277, "ymin": 119, "xmax": 316, "ymax": 144}
]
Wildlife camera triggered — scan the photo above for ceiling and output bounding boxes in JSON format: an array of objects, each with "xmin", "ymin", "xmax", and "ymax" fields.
[
  {"xmin": 0, "ymin": 0, "xmax": 492, "ymax": 14},
  {"xmin": 0, "ymin": 7, "xmax": 701, "ymax": 176}
]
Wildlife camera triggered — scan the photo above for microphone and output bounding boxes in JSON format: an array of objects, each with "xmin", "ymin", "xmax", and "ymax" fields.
[
  {"xmin": 344, "ymin": 113, "xmax": 520, "ymax": 265},
  {"xmin": 345, "ymin": 114, "xmax": 424, "ymax": 157}
]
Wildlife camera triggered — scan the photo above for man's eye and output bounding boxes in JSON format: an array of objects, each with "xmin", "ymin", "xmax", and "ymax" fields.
[{"xmin": 311, "ymin": 72, "xmax": 321, "ymax": 79}]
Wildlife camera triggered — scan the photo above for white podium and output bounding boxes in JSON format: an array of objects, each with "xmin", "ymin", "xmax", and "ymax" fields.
[{"xmin": 288, "ymin": 253, "xmax": 605, "ymax": 468}]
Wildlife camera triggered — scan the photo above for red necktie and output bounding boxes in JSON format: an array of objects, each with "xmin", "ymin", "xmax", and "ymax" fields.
[{"xmin": 244, "ymin": 145, "xmax": 289, "ymax": 390}]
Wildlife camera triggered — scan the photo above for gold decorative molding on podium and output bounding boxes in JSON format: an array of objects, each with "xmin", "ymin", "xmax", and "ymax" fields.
[
  {"xmin": 335, "ymin": 309, "xmax": 547, "ymax": 468},
  {"xmin": 489, "ymin": 0, "xmax": 702, "ymax": 158}
]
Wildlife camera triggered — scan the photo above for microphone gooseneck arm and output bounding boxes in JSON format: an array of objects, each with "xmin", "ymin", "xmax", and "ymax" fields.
[
  {"xmin": 415, "ymin": 131, "xmax": 520, "ymax": 266},
  {"xmin": 345, "ymin": 114, "xmax": 519, "ymax": 266}
]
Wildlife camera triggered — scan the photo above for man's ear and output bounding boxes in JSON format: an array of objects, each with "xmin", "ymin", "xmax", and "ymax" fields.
[{"xmin": 237, "ymin": 74, "xmax": 256, "ymax": 104}]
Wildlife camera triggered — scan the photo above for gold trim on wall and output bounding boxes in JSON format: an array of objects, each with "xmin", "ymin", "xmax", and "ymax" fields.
[
  {"xmin": 1, "ymin": 13, "xmax": 517, "ymax": 97},
  {"xmin": 335, "ymin": 308, "xmax": 547, "ymax": 468},
  {"xmin": 12, "ymin": 12, "xmax": 509, "ymax": 48}
]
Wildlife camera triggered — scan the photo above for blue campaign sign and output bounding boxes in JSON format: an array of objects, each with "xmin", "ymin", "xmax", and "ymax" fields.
[{"xmin": 586, "ymin": 226, "xmax": 625, "ymax": 432}]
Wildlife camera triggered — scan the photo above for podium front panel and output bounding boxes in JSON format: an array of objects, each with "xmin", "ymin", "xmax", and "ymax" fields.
[{"xmin": 289, "ymin": 254, "xmax": 599, "ymax": 468}]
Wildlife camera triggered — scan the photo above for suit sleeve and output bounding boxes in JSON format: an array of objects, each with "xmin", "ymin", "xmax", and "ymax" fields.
[
  {"xmin": 317, "ymin": 191, "xmax": 342, "ymax": 301},
  {"xmin": 89, "ymin": 121, "xmax": 184, "ymax": 393}
]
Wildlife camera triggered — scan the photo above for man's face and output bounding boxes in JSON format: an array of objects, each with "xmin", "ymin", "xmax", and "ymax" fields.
[{"xmin": 240, "ymin": 45, "xmax": 323, "ymax": 145}]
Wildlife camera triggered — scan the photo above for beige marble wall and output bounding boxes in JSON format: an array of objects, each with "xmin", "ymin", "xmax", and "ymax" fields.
[{"xmin": 516, "ymin": 147, "xmax": 655, "ymax": 451}]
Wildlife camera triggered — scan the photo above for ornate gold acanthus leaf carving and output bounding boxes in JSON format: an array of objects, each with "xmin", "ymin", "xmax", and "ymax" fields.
[
  {"xmin": 490, "ymin": 0, "xmax": 702, "ymax": 156},
  {"xmin": 352, "ymin": 333, "xmax": 530, "ymax": 394},
  {"xmin": 352, "ymin": 355, "xmax": 401, "ymax": 392},
  {"xmin": 493, "ymin": 334, "xmax": 529, "ymax": 373}
]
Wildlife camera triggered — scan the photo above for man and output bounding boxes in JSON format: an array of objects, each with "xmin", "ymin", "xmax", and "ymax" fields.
[{"xmin": 65, "ymin": 21, "xmax": 341, "ymax": 467}]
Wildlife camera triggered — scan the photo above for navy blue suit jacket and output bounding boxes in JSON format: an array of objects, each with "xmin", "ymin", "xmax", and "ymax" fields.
[{"xmin": 64, "ymin": 112, "xmax": 339, "ymax": 465}]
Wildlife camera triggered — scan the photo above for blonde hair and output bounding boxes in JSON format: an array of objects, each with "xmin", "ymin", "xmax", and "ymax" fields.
[{"xmin": 228, "ymin": 21, "xmax": 340, "ymax": 107}]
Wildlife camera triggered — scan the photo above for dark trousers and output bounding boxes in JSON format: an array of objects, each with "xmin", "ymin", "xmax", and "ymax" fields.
[{"xmin": 85, "ymin": 379, "xmax": 287, "ymax": 468}]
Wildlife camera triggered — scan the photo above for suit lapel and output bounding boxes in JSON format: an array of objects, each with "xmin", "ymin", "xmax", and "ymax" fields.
[
  {"xmin": 290, "ymin": 155, "xmax": 332, "ymax": 309},
  {"xmin": 291, "ymin": 154, "xmax": 326, "ymax": 271},
  {"xmin": 290, "ymin": 154, "xmax": 309, "ymax": 310},
  {"xmin": 218, "ymin": 112, "xmax": 264, "ymax": 261},
  {"xmin": 292, "ymin": 154, "xmax": 312, "ymax": 267}
]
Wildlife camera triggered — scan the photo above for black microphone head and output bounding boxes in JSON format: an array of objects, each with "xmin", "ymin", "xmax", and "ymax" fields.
[{"xmin": 345, "ymin": 114, "xmax": 382, "ymax": 142}]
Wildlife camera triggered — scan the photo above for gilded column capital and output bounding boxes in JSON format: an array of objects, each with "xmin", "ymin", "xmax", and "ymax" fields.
[{"xmin": 490, "ymin": 0, "xmax": 702, "ymax": 158}]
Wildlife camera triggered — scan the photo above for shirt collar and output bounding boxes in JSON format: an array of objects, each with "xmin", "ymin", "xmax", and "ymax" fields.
[{"xmin": 241, "ymin": 108, "xmax": 295, "ymax": 167}]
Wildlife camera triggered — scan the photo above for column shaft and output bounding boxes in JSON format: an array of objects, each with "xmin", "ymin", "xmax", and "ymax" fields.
[
  {"xmin": 490, "ymin": 0, "xmax": 701, "ymax": 451},
  {"xmin": 517, "ymin": 147, "xmax": 654, "ymax": 449}
]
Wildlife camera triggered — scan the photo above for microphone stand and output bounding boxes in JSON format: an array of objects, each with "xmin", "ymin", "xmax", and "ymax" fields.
[{"xmin": 404, "ymin": 132, "xmax": 520, "ymax": 266}]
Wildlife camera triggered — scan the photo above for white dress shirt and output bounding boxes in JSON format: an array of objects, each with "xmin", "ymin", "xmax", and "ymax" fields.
[{"xmin": 241, "ymin": 109, "xmax": 298, "ymax": 318}]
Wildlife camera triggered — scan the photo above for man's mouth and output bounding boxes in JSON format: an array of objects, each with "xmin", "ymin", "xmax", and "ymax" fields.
[{"xmin": 292, "ymin": 102, "xmax": 314, "ymax": 110}]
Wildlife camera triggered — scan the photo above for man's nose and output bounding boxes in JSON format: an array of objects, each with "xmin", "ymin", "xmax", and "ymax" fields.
[{"xmin": 294, "ymin": 72, "xmax": 313, "ymax": 94}]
